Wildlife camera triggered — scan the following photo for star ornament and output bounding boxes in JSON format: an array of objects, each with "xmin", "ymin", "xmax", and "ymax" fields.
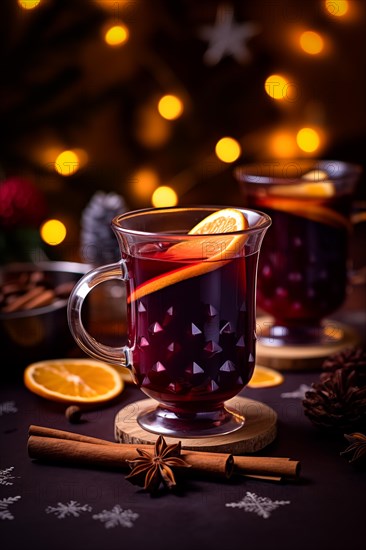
[{"xmin": 199, "ymin": 4, "xmax": 261, "ymax": 66}]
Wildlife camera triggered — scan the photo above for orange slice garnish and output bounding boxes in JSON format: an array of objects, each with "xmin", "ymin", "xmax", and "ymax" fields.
[
  {"xmin": 270, "ymin": 181, "xmax": 334, "ymax": 198},
  {"xmin": 24, "ymin": 359, "xmax": 124, "ymax": 403},
  {"xmin": 128, "ymin": 208, "xmax": 248, "ymax": 302},
  {"xmin": 258, "ymin": 196, "xmax": 351, "ymax": 230},
  {"xmin": 247, "ymin": 365, "xmax": 284, "ymax": 388}
]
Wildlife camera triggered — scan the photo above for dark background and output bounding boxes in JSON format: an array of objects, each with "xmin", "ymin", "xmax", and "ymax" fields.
[{"xmin": 0, "ymin": 0, "xmax": 365, "ymax": 262}]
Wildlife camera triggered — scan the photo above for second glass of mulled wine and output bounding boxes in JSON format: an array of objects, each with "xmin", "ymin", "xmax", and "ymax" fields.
[{"xmin": 235, "ymin": 159, "xmax": 362, "ymax": 346}]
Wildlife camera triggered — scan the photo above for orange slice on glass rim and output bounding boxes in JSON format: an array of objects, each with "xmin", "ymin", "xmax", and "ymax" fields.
[
  {"xmin": 270, "ymin": 181, "xmax": 334, "ymax": 198},
  {"xmin": 24, "ymin": 359, "xmax": 124, "ymax": 403},
  {"xmin": 258, "ymin": 196, "xmax": 351, "ymax": 230},
  {"xmin": 128, "ymin": 208, "xmax": 248, "ymax": 302}
]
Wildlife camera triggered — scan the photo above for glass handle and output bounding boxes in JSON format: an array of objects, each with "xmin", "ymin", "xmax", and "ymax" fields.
[{"xmin": 67, "ymin": 261, "xmax": 131, "ymax": 368}]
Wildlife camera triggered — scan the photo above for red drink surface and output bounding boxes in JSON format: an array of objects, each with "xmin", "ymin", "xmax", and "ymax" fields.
[{"xmin": 125, "ymin": 243, "xmax": 257, "ymax": 412}]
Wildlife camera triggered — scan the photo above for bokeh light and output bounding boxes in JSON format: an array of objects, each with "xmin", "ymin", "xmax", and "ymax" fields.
[
  {"xmin": 104, "ymin": 24, "xmax": 129, "ymax": 46},
  {"xmin": 300, "ymin": 31, "xmax": 324, "ymax": 55},
  {"xmin": 324, "ymin": 0, "xmax": 349, "ymax": 17},
  {"xmin": 215, "ymin": 137, "xmax": 241, "ymax": 163},
  {"xmin": 40, "ymin": 219, "xmax": 67, "ymax": 246},
  {"xmin": 158, "ymin": 95, "xmax": 184, "ymax": 120},
  {"xmin": 152, "ymin": 186, "xmax": 178, "ymax": 207},
  {"xmin": 264, "ymin": 74, "xmax": 290, "ymax": 100},
  {"xmin": 135, "ymin": 105, "xmax": 171, "ymax": 148},
  {"xmin": 296, "ymin": 128, "xmax": 321, "ymax": 153},
  {"xmin": 18, "ymin": 0, "xmax": 41, "ymax": 9},
  {"xmin": 269, "ymin": 132, "xmax": 298, "ymax": 157},
  {"xmin": 131, "ymin": 168, "xmax": 159, "ymax": 200},
  {"xmin": 54, "ymin": 150, "xmax": 80, "ymax": 176}
]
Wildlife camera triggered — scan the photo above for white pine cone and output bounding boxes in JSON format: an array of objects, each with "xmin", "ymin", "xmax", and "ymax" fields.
[{"xmin": 80, "ymin": 191, "xmax": 128, "ymax": 265}]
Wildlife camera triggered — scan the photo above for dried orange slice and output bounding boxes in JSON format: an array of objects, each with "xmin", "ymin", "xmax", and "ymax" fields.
[
  {"xmin": 270, "ymin": 181, "xmax": 334, "ymax": 198},
  {"xmin": 24, "ymin": 359, "xmax": 124, "ymax": 403},
  {"xmin": 128, "ymin": 208, "xmax": 248, "ymax": 302},
  {"xmin": 247, "ymin": 365, "xmax": 284, "ymax": 388},
  {"xmin": 258, "ymin": 196, "xmax": 350, "ymax": 230}
]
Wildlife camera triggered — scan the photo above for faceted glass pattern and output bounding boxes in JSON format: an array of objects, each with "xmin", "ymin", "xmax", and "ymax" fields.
[{"xmin": 127, "ymin": 250, "xmax": 258, "ymax": 425}]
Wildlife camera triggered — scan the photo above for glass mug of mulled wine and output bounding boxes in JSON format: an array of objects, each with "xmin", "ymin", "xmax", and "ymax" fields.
[
  {"xmin": 235, "ymin": 159, "xmax": 363, "ymax": 346},
  {"xmin": 68, "ymin": 206, "xmax": 271, "ymax": 437}
]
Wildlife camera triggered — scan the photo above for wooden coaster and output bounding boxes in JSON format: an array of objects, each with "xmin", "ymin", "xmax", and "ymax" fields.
[
  {"xmin": 256, "ymin": 318, "xmax": 360, "ymax": 371},
  {"xmin": 114, "ymin": 396, "xmax": 277, "ymax": 454}
]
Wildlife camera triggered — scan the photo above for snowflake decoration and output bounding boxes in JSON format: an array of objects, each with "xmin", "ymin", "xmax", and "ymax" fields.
[
  {"xmin": 45, "ymin": 500, "xmax": 92, "ymax": 519},
  {"xmin": 0, "ymin": 401, "xmax": 18, "ymax": 416},
  {"xmin": 198, "ymin": 4, "xmax": 260, "ymax": 65},
  {"xmin": 0, "ymin": 467, "xmax": 17, "ymax": 486},
  {"xmin": 93, "ymin": 505, "xmax": 139, "ymax": 529},
  {"xmin": 226, "ymin": 491, "xmax": 290, "ymax": 519},
  {"xmin": 281, "ymin": 384, "xmax": 312, "ymax": 399},
  {"xmin": 0, "ymin": 496, "xmax": 21, "ymax": 520}
]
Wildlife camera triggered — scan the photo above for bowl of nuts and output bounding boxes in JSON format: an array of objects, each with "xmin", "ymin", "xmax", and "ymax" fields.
[{"xmin": 0, "ymin": 261, "xmax": 91, "ymax": 368}]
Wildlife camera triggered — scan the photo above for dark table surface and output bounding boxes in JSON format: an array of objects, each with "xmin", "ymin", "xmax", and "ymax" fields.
[{"xmin": 1, "ymin": 265, "xmax": 366, "ymax": 550}]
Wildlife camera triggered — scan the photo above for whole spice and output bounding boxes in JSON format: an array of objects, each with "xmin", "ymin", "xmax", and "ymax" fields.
[
  {"xmin": 65, "ymin": 405, "xmax": 82, "ymax": 424},
  {"xmin": 28, "ymin": 425, "xmax": 300, "ymax": 480},
  {"xmin": 322, "ymin": 347, "xmax": 366, "ymax": 381},
  {"xmin": 0, "ymin": 271, "xmax": 75, "ymax": 313},
  {"xmin": 126, "ymin": 435, "xmax": 190, "ymax": 493},
  {"xmin": 341, "ymin": 432, "xmax": 366, "ymax": 465},
  {"xmin": 303, "ymin": 347, "xmax": 366, "ymax": 431}
]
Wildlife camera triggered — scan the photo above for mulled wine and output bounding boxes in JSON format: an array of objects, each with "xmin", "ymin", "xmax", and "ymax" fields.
[
  {"xmin": 68, "ymin": 206, "xmax": 271, "ymax": 436},
  {"xmin": 235, "ymin": 160, "xmax": 361, "ymax": 345},
  {"xmin": 251, "ymin": 193, "xmax": 351, "ymax": 326},
  {"xmin": 126, "ymin": 245, "xmax": 258, "ymax": 411}
]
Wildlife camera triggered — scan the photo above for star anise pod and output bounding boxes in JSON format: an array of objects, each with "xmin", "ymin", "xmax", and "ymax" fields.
[
  {"xmin": 125, "ymin": 435, "xmax": 191, "ymax": 494},
  {"xmin": 341, "ymin": 432, "xmax": 366, "ymax": 465}
]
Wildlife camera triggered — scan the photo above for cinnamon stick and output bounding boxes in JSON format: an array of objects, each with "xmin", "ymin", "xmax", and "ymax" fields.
[
  {"xmin": 3, "ymin": 286, "xmax": 46, "ymax": 312},
  {"xmin": 29, "ymin": 425, "xmax": 114, "ymax": 446},
  {"xmin": 28, "ymin": 435, "xmax": 233, "ymax": 478},
  {"xmin": 28, "ymin": 425, "xmax": 300, "ymax": 479},
  {"xmin": 23, "ymin": 289, "xmax": 55, "ymax": 310}
]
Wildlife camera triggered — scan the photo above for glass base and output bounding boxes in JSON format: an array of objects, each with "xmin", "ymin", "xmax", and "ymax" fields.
[
  {"xmin": 137, "ymin": 403, "xmax": 245, "ymax": 438},
  {"xmin": 258, "ymin": 318, "xmax": 345, "ymax": 346}
]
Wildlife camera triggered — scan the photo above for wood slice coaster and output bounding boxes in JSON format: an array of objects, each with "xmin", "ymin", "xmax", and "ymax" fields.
[
  {"xmin": 114, "ymin": 396, "xmax": 277, "ymax": 454},
  {"xmin": 256, "ymin": 318, "xmax": 360, "ymax": 371}
]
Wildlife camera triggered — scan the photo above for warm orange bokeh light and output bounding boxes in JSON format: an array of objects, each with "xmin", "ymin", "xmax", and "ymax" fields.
[
  {"xmin": 215, "ymin": 137, "xmax": 241, "ymax": 163},
  {"xmin": 152, "ymin": 186, "xmax": 178, "ymax": 207},
  {"xmin": 40, "ymin": 219, "xmax": 67, "ymax": 246},
  {"xmin": 158, "ymin": 95, "xmax": 184, "ymax": 120},
  {"xmin": 269, "ymin": 132, "xmax": 298, "ymax": 158},
  {"xmin": 54, "ymin": 150, "xmax": 80, "ymax": 176},
  {"xmin": 296, "ymin": 128, "xmax": 321, "ymax": 153},
  {"xmin": 104, "ymin": 24, "xmax": 129, "ymax": 46},
  {"xmin": 264, "ymin": 74, "xmax": 289, "ymax": 100},
  {"xmin": 324, "ymin": 0, "xmax": 349, "ymax": 17},
  {"xmin": 131, "ymin": 168, "xmax": 159, "ymax": 200},
  {"xmin": 300, "ymin": 31, "xmax": 324, "ymax": 55},
  {"xmin": 18, "ymin": 0, "xmax": 41, "ymax": 9}
]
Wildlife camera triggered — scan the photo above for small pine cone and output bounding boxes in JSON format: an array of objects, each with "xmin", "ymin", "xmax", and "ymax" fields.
[
  {"xmin": 80, "ymin": 191, "xmax": 128, "ymax": 266},
  {"xmin": 303, "ymin": 367, "xmax": 366, "ymax": 431},
  {"xmin": 321, "ymin": 347, "xmax": 366, "ymax": 385}
]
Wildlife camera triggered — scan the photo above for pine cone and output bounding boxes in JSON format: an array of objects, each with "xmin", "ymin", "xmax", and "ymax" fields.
[
  {"xmin": 80, "ymin": 191, "xmax": 128, "ymax": 266},
  {"xmin": 322, "ymin": 347, "xmax": 366, "ymax": 383},
  {"xmin": 303, "ymin": 347, "xmax": 366, "ymax": 431}
]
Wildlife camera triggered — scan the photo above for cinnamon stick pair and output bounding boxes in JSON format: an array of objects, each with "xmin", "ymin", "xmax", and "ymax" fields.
[{"xmin": 27, "ymin": 425, "xmax": 300, "ymax": 481}]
